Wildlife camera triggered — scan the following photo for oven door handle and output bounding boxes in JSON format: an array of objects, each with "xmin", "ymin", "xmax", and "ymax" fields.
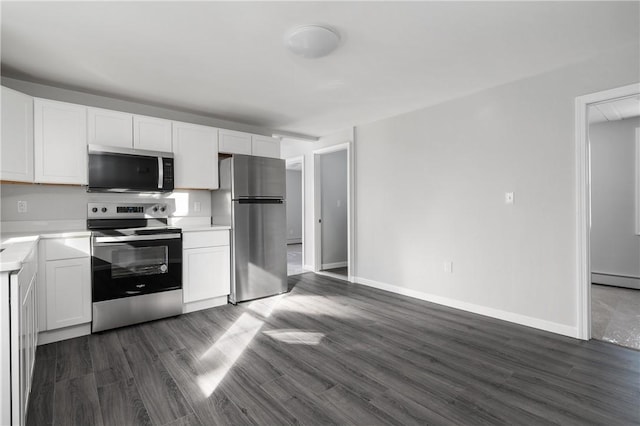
[{"xmin": 93, "ymin": 233, "xmax": 182, "ymax": 244}]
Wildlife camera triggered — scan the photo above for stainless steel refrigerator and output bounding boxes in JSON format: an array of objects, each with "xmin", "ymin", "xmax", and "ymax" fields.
[{"xmin": 211, "ymin": 155, "xmax": 287, "ymax": 303}]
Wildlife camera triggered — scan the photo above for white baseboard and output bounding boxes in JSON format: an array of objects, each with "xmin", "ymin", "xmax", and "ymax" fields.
[
  {"xmin": 183, "ymin": 296, "xmax": 228, "ymax": 313},
  {"xmin": 322, "ymin": 261, "xmax": 347, "ymax": 270},
  {"xmin": 38, "ymin": 323, "xmax": 91, "ymax": 345},
  {"xmin": 592, "ymin": 272, "xmax": 640, "ymax": 290},
  {"xmin": 303, "ymin": 264, "xmax": 315, "ymax": 272},
  {"xmin": 287, "ymin": 238, "xmax": 302, "ymax": 244},
  {"xmin": 354, "ymin": 276, "xmax": 578, "ymax": 338}
]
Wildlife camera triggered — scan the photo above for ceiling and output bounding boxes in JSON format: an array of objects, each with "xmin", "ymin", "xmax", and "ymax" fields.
[
  {"xmin": 2, "ymin": 2, "xmax": 638, "ymax": 138},
  {"xmin": 589, "ymin": 95, "xmax": 640, "ymax": 124}
]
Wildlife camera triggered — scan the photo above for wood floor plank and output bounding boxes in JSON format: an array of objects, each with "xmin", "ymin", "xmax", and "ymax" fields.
[
  {"xmin": 25, "ymin": 383, "xmax": 54, "ymax": 426},
  {"xmin": 260, "ymin": 374, "xmax": 345, "ymax": 426},
  {"xmin": 97, "ymin": 377, "xmax": 153, "ymax": 426},
  {"xmin": 160, "ymin": 348, "xmax": 255, "ymax": 426},
  {"xmin": 55, "ymin": 336, "xmax": 92, "ymax": 382},
  {"xmin": 122, "ymin": 341, "xmax": 192, "ymax": 426},
  {"xmin": 162, "ymin": 413, "xmax": 205, "ymax": 426},
  {"xmin": 89, "ymin": 332, "xmax": 134, "ymax": 387},
  {"xmin": 53, "ymin": 374, "xmax": 104, "ymax": 426}
]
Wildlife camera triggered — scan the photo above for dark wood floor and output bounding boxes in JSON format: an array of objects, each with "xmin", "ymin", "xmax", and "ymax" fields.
[{"xmin": 27, "ymin": 273, "xmax": 640, "ymax": 425}]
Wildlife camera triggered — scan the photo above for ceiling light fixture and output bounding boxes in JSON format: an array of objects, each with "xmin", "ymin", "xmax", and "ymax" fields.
[{"xmin": 284, "ymin": 25, "xmax": 340, "ymax": 59}]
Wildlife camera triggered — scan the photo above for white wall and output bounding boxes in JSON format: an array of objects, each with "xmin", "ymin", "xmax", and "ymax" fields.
[
  {"xmin": 285, "ymin": 169, "xmax": 302, "ymax": 244},
  {"xmin": 354, "ymin": 43, "xmax": 639, "ymax": 336},
  {"xmin": 590, "ymin": 117, "xmax": 640, "ymax": 281},
  {"xmin": 320, "ymin": 150, "xmax": 348, "ymax": 267},
  {"xmin": 281, "ymin": 129, "xmax": 353, "ymax": 270}
]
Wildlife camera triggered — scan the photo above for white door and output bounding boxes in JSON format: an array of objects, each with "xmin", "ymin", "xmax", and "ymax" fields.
[
  {"xmin": 218, "ymin": 129, "xmax": 252, "ymax": 155},
  {"xmin": 183, "ymin": 246, "xmax": 230, "ymax": 303},
  {"xmin": 172, "ymin": 122, "xmax": 219, "ymax": 189},
  {"xmin": 34, "ymin": 99, "xmax": 88, "ymax": 184},
  {"xmin": 1, "ymin": 87, "xmax": 33, "ymax": 182},
  {"xmin": 87, "ymin": 107, "xmax": 133, "ymax": 148},
  {"xmin": 133, "ymin": 115, "xmax": 172, "ymax": 152},
  {"xmin": 45, "ymin": 258, "xmax": 91, "ymax": 330},
  {"xmin": 251, "ymin": 135, "xmax": 281, "ymax": 158}
]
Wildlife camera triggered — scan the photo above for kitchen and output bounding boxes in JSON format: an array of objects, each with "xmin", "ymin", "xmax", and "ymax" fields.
[{"xmin": 2, "ymin": 2, "xmax": 640, "ymax": 426}]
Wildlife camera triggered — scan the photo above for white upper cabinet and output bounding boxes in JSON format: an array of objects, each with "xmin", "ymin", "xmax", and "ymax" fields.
[
  {"xmin": 218, "ymin": 129, "xmax": 252, "ymax": 155},
  {"xmin": 1, "ymin": 87, "xmax": 33, "ymax": 182},
  {"xmin": 87, "ymin": 108, "xmax": 172, "ymax": 152},
  {"xmin": 34, "ymin": 98, "xmax": 88, "ymax": 185},
  {"xmin": 251, "ymin": 135, "xmax": 281, "ymax": 159},
  {"xmin": 172, "ymin": 122, "xmax": 219, "ymax": 189},
  {"xmin": 87, "ymin": 107, "xmax": 133, "ymax": 148},
  {"xmin": 134, "ymin": 115, "xmax": 172, "ymax": 152}
]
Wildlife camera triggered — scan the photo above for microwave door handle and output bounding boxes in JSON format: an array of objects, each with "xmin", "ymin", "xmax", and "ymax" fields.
[{"xmin": 158, "ymin": 157, "xmax": 163, "ymax": 189}]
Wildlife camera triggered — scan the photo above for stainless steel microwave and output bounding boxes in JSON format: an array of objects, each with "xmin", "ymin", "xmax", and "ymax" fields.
[{"xmin": 88, "ymin": 145, "xmax": 174, "ymax": 192}]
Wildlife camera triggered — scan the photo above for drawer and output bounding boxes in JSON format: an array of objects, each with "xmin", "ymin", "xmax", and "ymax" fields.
[
  {"xmin": 183, "ymin": 230, "xmax": 229, "ymax": 249},
  {"xmin": 44, "ymin": 237, "xmax": 90, "ymax": 260}
]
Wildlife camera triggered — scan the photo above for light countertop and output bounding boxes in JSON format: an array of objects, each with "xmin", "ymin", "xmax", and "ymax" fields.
[
  {"xmin": 0, "ymin": 236, "xmax": 39, "ymax": 272},
  {"xmin": 180, "ymin": 225, "xmax": 231, "ymax": 232}
]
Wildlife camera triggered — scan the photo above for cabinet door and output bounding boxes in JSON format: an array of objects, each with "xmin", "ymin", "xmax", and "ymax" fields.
[
  {"xmin": 251, "ymin": 135, "xmax": 281, "ymax": 159},
  {"xmin": 183, "ymin": 246, "xmax": 230, "ymax": 303},
  {"xmin": 87, "ymin": 107, "xmax": 133, "ymax": 148},
  {"xmin": 1, "ymin": 87, "xmax": 33, "ymax": 182},
  {"xmin": 172, "ymin": 122, "xmax": 219, "ymax": 189},
  {"xmin": 45, "ymin": 258, "xmax": 91, "ymax": 330},
  {"xmin": 218, "ymin": 129, "xmax": 251, "ymax": 155},
  {"xmin": 133, "ymin": 115, "xmax": 172, "ymax": 152},
  {"xmin": 34, "ymin": 99, "xmax": 88, "ymax": 184}
]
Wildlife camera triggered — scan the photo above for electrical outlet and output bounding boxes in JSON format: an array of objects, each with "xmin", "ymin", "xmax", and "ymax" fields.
[
  {"xmin": 193, "ymin": 202, "xmax": 201, "ymax": 213},
  {"xmin": 444, "ymin": 261, "xmax": 453, "ymax": 274},
  {"xmin": 505, "ymin": 192, "xmax": 515, "ymax": 204},
  {"xmin": 17, "ymin": 201, "xmax": 28, "ymax": 213}
]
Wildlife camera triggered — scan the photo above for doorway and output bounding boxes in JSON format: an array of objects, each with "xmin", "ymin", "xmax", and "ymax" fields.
[
  {"xmin": 588, "ymin": 96, "xmax": 640, "ymax": 349},
  {"xmin": 576, "ymin": 83, "xmax": 640, "ymax": 348},
  {"xmin": 286, "ymin": 156, "xmax": 304, "ymax": 276},
  {"xmin": 313, "ymin": 142, "xmax": 353, "ymax": 281}
]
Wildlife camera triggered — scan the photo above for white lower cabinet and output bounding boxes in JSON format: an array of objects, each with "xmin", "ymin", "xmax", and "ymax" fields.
[
  {"xmin": 39, "ymin": 237, "xmax": 92, "ymax": 334},
  {"xmin": 45, "ymin": 258, "xmax": 91, "ymax": 330},
  {"xmin": 1, "ymin": 242, "xmax": 38, "ymax": 426},
  {"xmin": 183, "ymin": 230, "xmax": 230, "ymax": 311}
]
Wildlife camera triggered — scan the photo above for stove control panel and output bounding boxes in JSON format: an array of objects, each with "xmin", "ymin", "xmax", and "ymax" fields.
[{"xmin": 88, "ymin": 202, "xmax": 174, "ymax": 219}]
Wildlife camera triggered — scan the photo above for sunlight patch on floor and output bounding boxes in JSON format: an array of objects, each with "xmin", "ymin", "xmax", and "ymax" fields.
[
  {"xmin": 263, "ymin": 329, "xmax": 325, "ymax": 345},
  {"xmin": 197, "ymin": 312, "xmax": 264, "ymax": 397}
]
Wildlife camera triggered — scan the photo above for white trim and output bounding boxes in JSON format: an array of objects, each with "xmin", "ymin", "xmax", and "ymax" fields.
[
  {"xmin": 286, "ymin": 155, "xmax": 306, "ymax": 272},
  {"xmin": 183, "ymin": 296, "xmax": 228, "ymax": 313},
  {"xmin": 322, "ymin": 261, "xmax": 347, "ymax": 270},
  {"xmin": 355, "ymin": 276, "xmax": 578, "ymax": 338},
  {"xmin": 636, "ymin": 128, "xmax": 640, "ymax": 235},
  {"xmin": 286, "ymin": 238, "xmax": 302, "ymax": 244},
  {"xmin": 592, "ymin": 273, "xmax": 640, "ymax": 290},
  {"xmin": 303, "ymin": 264, "xmax": 314, "ymax": 271},
  {"xmin": 37, "ymin": 323, "xmax": 91, "ymax": 345},
  {"xmin": 313, "ymin": 137, "xmax": 355, "ymax": 283},
  {"xmin": 575, "ymin": 83, "xmax": 640, "ymax": 341}
]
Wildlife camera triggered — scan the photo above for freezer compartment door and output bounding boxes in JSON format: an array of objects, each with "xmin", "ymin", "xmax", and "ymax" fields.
[
  {"xmin": 232, "ymin": 200, "xmax": 287, "ymax": 303},
  {"xmin": 232, "ymin": 155, "xmax": 286, "ymax": 198}
]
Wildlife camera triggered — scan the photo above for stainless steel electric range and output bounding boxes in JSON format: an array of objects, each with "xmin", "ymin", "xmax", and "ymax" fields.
[{"xmin": 87, "ymin": 202, "xmax": 182, "ymax": 333}]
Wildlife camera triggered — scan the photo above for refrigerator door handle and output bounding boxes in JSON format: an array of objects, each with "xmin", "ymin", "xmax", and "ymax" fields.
[{"xmin": 237, "ymin": 198, "xmax": 284, "ymax": 204}]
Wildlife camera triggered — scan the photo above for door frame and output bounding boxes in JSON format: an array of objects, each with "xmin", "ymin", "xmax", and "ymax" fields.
[
  {"xmin": 285, "ymin": 156, "xmax": 305, "ymax": 268},
  {"xmin": 313, "ymin": 141, "xmax": 355, "ymax": 282},
  {"xmin": 575, "ymin": 82, "xmax": 640, "ymax": 340}
]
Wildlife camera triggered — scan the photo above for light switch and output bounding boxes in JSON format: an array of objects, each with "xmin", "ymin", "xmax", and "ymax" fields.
[
  {"xmin": 505, "ymin": 192, "xmax": 515, "ymax": 205},
  {"xmin": 193, "ymin": 201, "xmax": 201, "ymax": 212},
  {"xmin": 17, "ymin": 201, "xmax": 27, "ymax": 213}
]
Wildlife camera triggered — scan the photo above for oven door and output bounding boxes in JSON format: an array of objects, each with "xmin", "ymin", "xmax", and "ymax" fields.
[{"xmin": 92, "ymin": 233, "xmax": 182, "ymax": 302}]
